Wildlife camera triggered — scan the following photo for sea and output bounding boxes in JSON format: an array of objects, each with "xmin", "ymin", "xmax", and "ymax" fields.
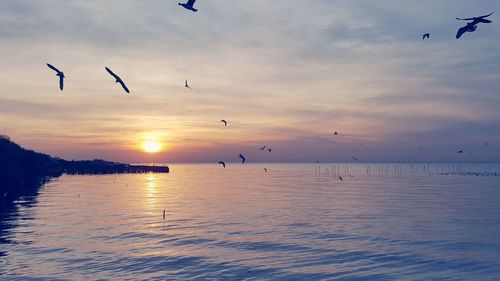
[{"xmin": 1, "ymin": 163, "xmax": 500, "ymax": 280}]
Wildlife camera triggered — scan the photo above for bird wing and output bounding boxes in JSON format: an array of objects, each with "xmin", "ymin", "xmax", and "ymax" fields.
[
  {"xmin": 105, "ymin": 67, "xmax": 120, "ymax": 80},
  {"xmin": 187, "ymin": 0, "xmax": 196, "ymax": 6},
  {"xmin": 456, "ymin": 25, "xmax": 469, "ymax": 39},
  {"xmin": 457, "ymin": 13, "xmax": 493, "ymax": 21},
  {"xmin": 476, "ymin": 18, "xmax": 492, "ymax": 24},
  {"xmin": 59, "ymin": 76, "xmax": 64, "ymax": 91},
  {"xmin": 119, "ymin": 81, "xmax": 130, "ymax": 93},
  {"xmin": 478, "ymin": 12, "xmax": 493, "ymax": 19},
  {"xmin": 47, "ymin": 63, "xmax": 61, "ymax": 73}
]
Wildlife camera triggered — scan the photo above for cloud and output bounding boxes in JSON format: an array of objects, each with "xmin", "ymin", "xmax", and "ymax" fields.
[{"xmin": 1, "ymin": 0, "xmax": 500, "ymax": 162}]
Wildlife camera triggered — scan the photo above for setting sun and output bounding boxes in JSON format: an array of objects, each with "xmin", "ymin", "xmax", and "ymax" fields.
[{"xmin": 142, "ymin": 141, "xmax": 162, "ymax": 153}]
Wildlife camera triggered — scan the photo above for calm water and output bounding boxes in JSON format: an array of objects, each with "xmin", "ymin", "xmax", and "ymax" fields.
[{"xmin": 1, "ymin": 163, "xmax": 500, "ymax": 280}]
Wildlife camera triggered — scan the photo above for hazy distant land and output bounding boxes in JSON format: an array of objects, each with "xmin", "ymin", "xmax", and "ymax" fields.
[{"xmin": 0, "ymin": 135, "xmax": 168, "ymax": 205}]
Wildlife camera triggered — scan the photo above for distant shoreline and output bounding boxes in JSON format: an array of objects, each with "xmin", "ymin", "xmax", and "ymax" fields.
[{"xmin": 0, "ymin": 136, "xmax": 168, "ymax": 205}]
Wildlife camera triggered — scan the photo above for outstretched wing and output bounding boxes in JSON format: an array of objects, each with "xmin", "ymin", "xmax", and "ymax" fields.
[
  {"xmin": 456, "ymin": 25, "xmax": 469, "ymax": 39},
  {"xmin": 47, "ymin": 63, "xmax": 61, "ymax": 73},
  {"xmin": 478, "ymin": 12, "xmax": 493, "ymax": 19},
  {"xmin": 105, "ymin": 67, "xmax": 120, "ymax": 80},
  {"xmin": 476, "ymin": 18, "xmax": 492, "ymax": 24},
  {"xmin": 218, "ymin": 161, "xmax": 225, "ymax": 168},
  {"xmin": 457, "ymin": 13, "xmax": 493, "ymax": 21},
  {"xmin": 456, "ymin": 17, "xmax": 475, "ymax": 21},
  {"xmin": 119, "ymin": 81, "xmax": 130, "ymax": 93},
  {"xmin": 187, "ymin": 0, "xmax": 196, "ymax": 6},
  {"xmin": 59, "ymin": 76, "xmax": 64, "ymax": 91}
]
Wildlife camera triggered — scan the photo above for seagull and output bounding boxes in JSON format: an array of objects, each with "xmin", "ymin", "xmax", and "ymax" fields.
[
  {"xmin": 47, "ymin": 63, "xmax": 65, "ymax": 91},
  {"xmin": 458, "ymin": 150, "xmax": 464, "ymax": 154},
  {"xmin": 351, "ymin": 156, "xmax": 359, "ymax": 161},
  {"xmin": 221, "ymin": 120, "xmax": 227, "ymax": 126},
  {"xmin": 105, "ymin": 67, "xmax": 130, "ymax": 93},
  {"xmin": 238, "ymin": 154, "xmax": 246, "ymax": 164},
  {"xmin": 178, "ymin": 0, "xmax": 198, "ymax": 12},
  {"xmin": 218, "ymin": 161, "xmax": 226, "ymax": 168},
  {"xmin": 422, "ymin": 33, "xmax": 430, "ymax": 40},
  {"xmin": 260, "ymin": 146, "xmax": 266, "ymax": 151},
  {"xmin": 456, "ymin": 13, "xmax": 493, "ymax": 39},
  {"xmin": 185, "ymin": 80, "xmax": 191, "ymax": 89}
]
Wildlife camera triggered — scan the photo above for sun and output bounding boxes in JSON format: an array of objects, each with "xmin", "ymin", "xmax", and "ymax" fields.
[{"xmin": 142, "ymin": 141, "xmax": 162, "ymax": 153}]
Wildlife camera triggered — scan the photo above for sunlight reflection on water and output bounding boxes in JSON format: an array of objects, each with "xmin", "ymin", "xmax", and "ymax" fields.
[{"xmin": 1, "ymin": 163, "xmax": 500, "ymax": 280}]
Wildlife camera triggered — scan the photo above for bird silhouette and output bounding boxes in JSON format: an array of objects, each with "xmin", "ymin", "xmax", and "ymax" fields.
[
  {"xmin": 422, "ymin": 33, "xmax": 430, "ymax": 40},
  {"xmin": 238, "ymin": 154, "xmax": 246, "ymax": 163},
  {"xmin": 47, "ymin": 63, "xmax": 65, "ymax": 91},
  {"xmin": 105, "ymin": 67, "xmax": 130, "ymax": 93},
  {"xmin": 351, "ymin": 156, "xmax": 359, "ymax": 161},
  {"xmin": 264, "ymin": 168, "xmax": 268, "ymax": 173},
  {"xmin": 218, "ymin": 161, "xmax": 226, "ymax": 168},
  {"xmin": 268, "ymin": 148, "xmax": 272, "ymax": 152},
  {"xmin": 163, "ymin": 210, "xmax": 166, "ymax": 220},
  {"xmin": 458, "ymin": 150, "xmax": 464, "ymax": 154},
  {"xmin": 339, "ymin": 176, "xmax": 343, "ymax": 181},
  {"xmin": 456, "ymin": 13, "xmax": 493, "ymax": 39},
  {"xmin": 185, "ymin": 80, "xmax": 191, "ymax": 89},
  {"xmin": 179, "ymin": 0, "xmax": 198, "ymax": 12},
  {"xmin": 221, "ymin": 120, "xmax": 227, "ymax": 126},
  {"xmin": 260, "ymin": 146, "xmax": 266, "ymax": 150},
  {"xmin": 334, "ymin": 131, "xmax": 339, "ymax": 135}
]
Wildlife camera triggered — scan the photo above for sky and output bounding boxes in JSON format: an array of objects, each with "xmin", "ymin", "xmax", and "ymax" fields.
[{"xmin": 1, "ymin": 0, "xmax": 500, "ymax": 163}]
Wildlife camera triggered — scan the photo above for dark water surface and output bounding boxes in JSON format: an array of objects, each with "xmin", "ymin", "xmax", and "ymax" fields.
[{"xmin": 1, "ymin": 163, "xmax": 500, "ymax": 280}]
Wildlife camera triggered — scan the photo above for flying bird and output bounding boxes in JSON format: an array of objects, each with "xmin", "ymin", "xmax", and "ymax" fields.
[
  {"xmin": 458, "ymin": 150, "xmax": 464, "ymax": 154},
  {"xmin": 339, "ymin": 176, "xmax": 343, "ymax": 181},
  {"xmin": 351, "ymin": 156, "xmax": 359, "ymax": 161},
  {"xmin": 105, "ymin": 67, "xmax": 130, "ymax": 93},
  {"xmin": 268, "ymin": 148, "xmax": 272, "ymax": 152},
  {"xmin": 260, "ymin": 146, "xmax": 266, "ymax": 151},
  {"xmin": 218, "ymin": 161, "xmax": 226, "ymax": 168},
  {"xmin": 456, "ymin": 13, "xmax": 493, "ymax": 39},
  {"xmin": 238, "ymin": 154, "xmax": 246, "ymax": 164},
  {"xmin": 221, "ymin": 120, "xmax": 227, "ymax": 126},
  {"xmin": 185, "ymin": 80, "xmax": 191, "ymax": 89},
  {"xmin": 264, "ymin": 168, "xmax": 268, "ymax": 173},
  {"xmin": 47, "ymin": 63, "xmax": 65, "ymax": 91},
  {"xmin": 178, "ymin": 0, "xmax": 198, "ymax": 12},
  {"xmin": 422, "ymin": 33, "xmax": 430, "ymax": 40}
]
